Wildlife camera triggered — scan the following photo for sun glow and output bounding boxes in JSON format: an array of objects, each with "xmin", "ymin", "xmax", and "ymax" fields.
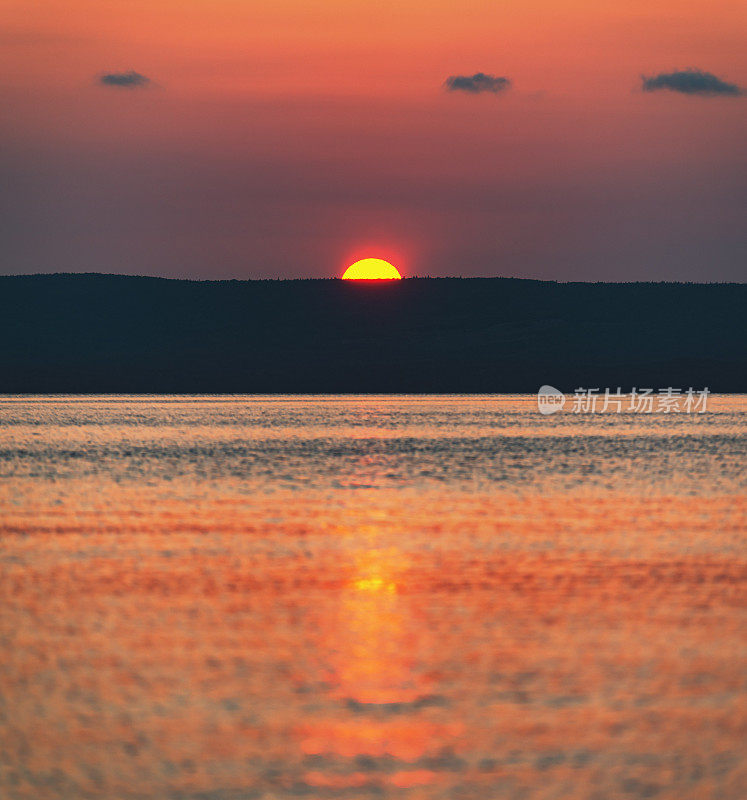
[{"xmin": 342, "ymin": 258, "xmax": 402, "ymax": 280}]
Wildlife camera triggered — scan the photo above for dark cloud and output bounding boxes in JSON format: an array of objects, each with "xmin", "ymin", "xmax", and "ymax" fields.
[
  {"xmin": 444, "ymin": 73, "xmax": 511, "ymax": 94},
  {"xmin": 642, "ymin": 69, "xmax": 743, "ymax": 97},
  {"xmin": 98, "ymin": 70, "xmax": 150, "ymax": 89}
]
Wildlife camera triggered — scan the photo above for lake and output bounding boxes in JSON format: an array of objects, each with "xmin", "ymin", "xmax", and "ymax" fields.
[{"xmin": 1, "ymin": 395, "xmax": 745, "ymax": 799}]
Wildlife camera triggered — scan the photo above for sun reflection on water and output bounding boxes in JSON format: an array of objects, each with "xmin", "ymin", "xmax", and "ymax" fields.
[
  {"xmin": 296, "ymin": 545, "xmax": 464, "ymax": 790},
  {"xmin": 1, "ymin": 395, "xmax": 745, "ymax": 799}
]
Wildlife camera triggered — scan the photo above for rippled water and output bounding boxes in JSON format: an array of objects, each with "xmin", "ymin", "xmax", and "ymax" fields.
[{"xmin": 1, "ymin": 395, "xmax": 745, "ymax": 799}]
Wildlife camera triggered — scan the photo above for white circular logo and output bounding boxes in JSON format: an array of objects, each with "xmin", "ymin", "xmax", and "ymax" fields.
[{"xmin": 537, "ymin": 385, "xmax": 566, "ymax": 415}]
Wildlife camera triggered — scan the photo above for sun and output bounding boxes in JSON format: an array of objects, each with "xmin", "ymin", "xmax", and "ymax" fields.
[{"xmin": 342, "ymin": 258, "xmax": 402, "ymax": 280}]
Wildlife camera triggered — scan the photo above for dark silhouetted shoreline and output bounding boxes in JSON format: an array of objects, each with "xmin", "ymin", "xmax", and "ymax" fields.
[{"xmin": 1, "ymin": 274, "xmax": 745, "ymax": 392}]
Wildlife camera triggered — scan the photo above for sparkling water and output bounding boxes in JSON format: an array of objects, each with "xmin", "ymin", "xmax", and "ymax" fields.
[{"xmin": 1, "ymin": 395, "xmax": 745, "ymax": 799}]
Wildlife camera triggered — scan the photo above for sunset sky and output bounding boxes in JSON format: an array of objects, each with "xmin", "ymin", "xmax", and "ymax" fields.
[{"xmin": 2, "ymin": 0, "xmax": 745, "ymax": 280}]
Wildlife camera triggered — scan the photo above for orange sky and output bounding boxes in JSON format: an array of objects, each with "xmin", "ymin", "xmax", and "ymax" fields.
[{"xmin": 1, "ymin": 0, "xmax": 745, "ymax": 279}]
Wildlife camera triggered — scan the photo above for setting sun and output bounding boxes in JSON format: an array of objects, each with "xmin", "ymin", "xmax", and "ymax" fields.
[{"xmin": 342, "ymin": 258, "xmax": 402, "ymax": 280}]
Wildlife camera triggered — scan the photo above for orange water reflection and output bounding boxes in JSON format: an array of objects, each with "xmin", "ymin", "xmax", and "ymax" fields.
[
  {"xmin": 296, "ymin": 545, "xmax": 465, "ymax": 791},
  {"xmin": 331, "ymin": 548, "xmax": 412, "ymax": 706},
  {"xmin": 1, "ymin": 396, "xmax": 745, "ymax": 799}
]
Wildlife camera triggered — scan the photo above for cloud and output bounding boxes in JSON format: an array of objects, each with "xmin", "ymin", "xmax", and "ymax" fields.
[
  {"xmin": 98, "ymin": 70, "xmax": 150, "ymax": 89},
  {"xmin": 641, "ymin": 69, "xmax": 743, "ymax": 97},
  {"xmin": 444, "ymin": 73, "xmax": 511, "ymax": 95}
]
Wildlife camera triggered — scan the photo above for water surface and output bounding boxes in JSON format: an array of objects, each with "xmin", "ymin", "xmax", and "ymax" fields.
[{"xmin": 1, "ymin": 395, "xmax": 745, "ymax": 799}]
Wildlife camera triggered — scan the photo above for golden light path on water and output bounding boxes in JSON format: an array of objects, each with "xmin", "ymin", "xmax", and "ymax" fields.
[{"xmin": 0, "ymin": 395, "xmax": 745, "ymax": 799}]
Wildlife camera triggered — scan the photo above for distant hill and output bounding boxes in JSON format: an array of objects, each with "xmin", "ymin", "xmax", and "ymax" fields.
[{"xmin": 1, "ymin": 274, "xmax": 745, "ymax": 392}]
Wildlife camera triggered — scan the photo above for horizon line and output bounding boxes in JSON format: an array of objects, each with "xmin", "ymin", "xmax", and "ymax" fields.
[{"xmin": 2, "ymin": 272, "xmax": 745, "ymax": 287}]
